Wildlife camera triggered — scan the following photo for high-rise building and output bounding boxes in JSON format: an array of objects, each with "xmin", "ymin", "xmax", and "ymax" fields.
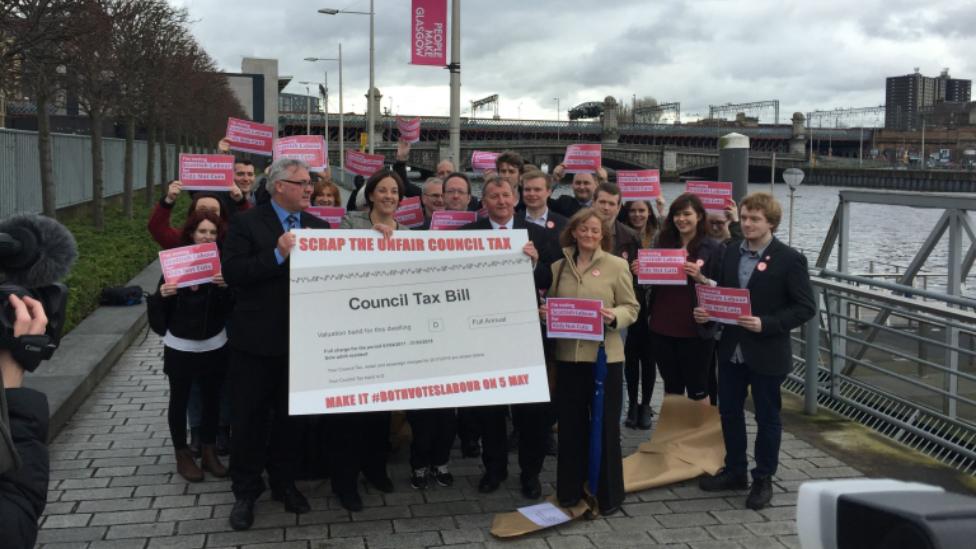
[{"xmin": 885, "ymin": 68, "xmax": 971, "ymax": 131}]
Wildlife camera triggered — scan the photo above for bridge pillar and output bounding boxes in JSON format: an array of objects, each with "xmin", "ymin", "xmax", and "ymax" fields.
[
  {"xmin": 367, "ymin": 87, "xmax": 383, "ymax": 144},
  {"xmin": 790, "ymin": 112, "xmax": 806, "ymax": 155},
  {"xmin": 719, "ymin": 132, "xmax": 750, "ymax": 202},
  {"xmin": 601, "ymin": 96, "xmax": 619, "ymax": 145}
]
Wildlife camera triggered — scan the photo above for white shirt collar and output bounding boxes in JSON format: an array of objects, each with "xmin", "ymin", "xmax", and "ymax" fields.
[{"xmin": 524, "ymin": 208, "xmax": 549, "ymax": 226}]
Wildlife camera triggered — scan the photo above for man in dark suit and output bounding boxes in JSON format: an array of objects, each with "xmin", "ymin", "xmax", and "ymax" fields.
[
  {"xmin": 548, "ymin": 170, "xmax": 598, "ymax": 218},
  {"xmin": 518, "ymin": 170, "xmax": 568, "ymax": 238},
  {"xmin": 460, "ymin": 175, "xmax": 557, "ymax": 500},
  {"xmin": 694, "ymin": 192, "xmax": 815, "ymax": 511},
  {"xmin": 593, "ymin": 183, "xmax": 641, "ymax": 262},
  {"xmin": 221, "ymin": 158, "xmax": 330, "ymax": 530}
]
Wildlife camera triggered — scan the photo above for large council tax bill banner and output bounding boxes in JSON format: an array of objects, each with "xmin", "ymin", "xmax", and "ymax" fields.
[{"xmin": 288, "ymin": 229, "xmax": 550, "ymax": 414}]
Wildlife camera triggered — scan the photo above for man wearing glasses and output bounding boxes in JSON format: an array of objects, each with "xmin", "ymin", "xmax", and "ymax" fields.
[{"xmin": 221, "ymin": 158, "xmax": 330, "ymax": 530}]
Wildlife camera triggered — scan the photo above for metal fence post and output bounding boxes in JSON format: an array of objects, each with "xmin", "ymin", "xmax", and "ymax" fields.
[{"xmin": 804, "ymin": 289, "xmax": 821, "ymax": 415}]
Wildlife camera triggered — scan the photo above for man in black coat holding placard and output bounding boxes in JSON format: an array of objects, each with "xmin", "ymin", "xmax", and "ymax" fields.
[
  {"xmin": 694, "ymin": 192, "xmax": 815, "ymax": 511},
  {"xmin": 460, "ymin": 175, "xmax": 559, "ymax": 501},
  {"xmin": 221, "ymin": 158, "xmax": 329, "ymax": 530}
]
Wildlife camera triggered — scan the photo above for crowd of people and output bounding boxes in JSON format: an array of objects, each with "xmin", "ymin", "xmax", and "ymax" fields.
[{"xmin": 143, "ymin": 143, "xmax": 815, "ymax": 531}]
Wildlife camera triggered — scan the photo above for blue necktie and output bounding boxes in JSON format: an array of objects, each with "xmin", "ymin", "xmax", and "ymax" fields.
[{"xmin": 285, "ymin": 214, "xmax": 298, "ymax": 230}]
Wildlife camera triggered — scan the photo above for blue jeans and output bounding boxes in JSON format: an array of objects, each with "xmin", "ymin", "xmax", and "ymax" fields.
[{"xmin": 717, "ymin": 360, "xmax": 786, "ymax": 480}]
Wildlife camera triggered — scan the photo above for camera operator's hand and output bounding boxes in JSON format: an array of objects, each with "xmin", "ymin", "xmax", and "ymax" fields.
[{"xmin": 0, "ymin": 294, "xmax": 48, "ymax": 389}]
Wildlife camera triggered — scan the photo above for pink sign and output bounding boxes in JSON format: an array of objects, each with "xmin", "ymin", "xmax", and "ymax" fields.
[
  {"xmin": 394, "ymin": 196, "xmax": 425, "ymax": 228},
  {"xmin": 686, "ymin": 181, "xmax": 733, "ymax": 213},
  {"xmin": 637, "ymin": 249, "xmax": 687, "ymax": 285},
  {"xmin": 695, "ymin": 286, "xmax": 752, "ymax": 325},
  {"xmin": 178, "ymin": 154, "xmax": 235, "ymax": 191},
  {"xmin": 471, "ymin": 150, "xmax": 501, "ymax": 171},
  {"xmin": 410, "ymin": 0, "xmax": 447, "ymax": 66},
  {"xmin": 546, "ymin": 298, "xmax": 604, "ymax": 342},
  {"xmin": 429, "ymin": 210, "xmax": 476, "ymax": 230},
  {"xmin": 305, "ymin": 206, "xmax": 346, "ymax": 227},
  {"xmin": 159, "ymin": 243, "xmax": 220, "ymax": 288},
  {"xmin": 562, "ymin": 144, "xmax": 602, "ymax": 173},
  {"xmin": 397, "ymin": 116, "xmax": 421, "ymax": 143},
  {"xmin": 345, "ymin": 149, "xmax": 386, "ymax": 177},
  {"xmin": 618, "ymin": 169, "xmax": 661, "ymax": 201},
  {"xmin": 275, "ymin": 136, "xmax": 327, "ymax": 171},
  {"xmin": 477, "ymin": 205, "xmax": 489, "ymax": 219},
  {"xmin": 225, "ymin": 117, "xmax": 274, "ymax": 156}
]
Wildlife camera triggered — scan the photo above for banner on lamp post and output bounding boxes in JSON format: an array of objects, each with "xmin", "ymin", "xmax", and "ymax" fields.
[{"xmin": 410, "ymin": 0, "xmax": 447, "ymax": 66}]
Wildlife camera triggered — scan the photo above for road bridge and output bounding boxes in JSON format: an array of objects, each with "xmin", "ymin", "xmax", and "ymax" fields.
[{"xmin": 281, "ymin": 112, "xmax": 871, "ymax": 163}]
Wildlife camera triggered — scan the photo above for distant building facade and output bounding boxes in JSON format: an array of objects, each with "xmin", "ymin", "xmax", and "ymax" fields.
[{"xmin": 886, "ymin": 69, "xmax": 972, "ymax": 131}]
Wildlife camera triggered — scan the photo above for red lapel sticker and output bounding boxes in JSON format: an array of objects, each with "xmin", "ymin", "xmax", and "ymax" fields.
[
  {"xmin": 757, "ymin": 262, "xmax": 767, "ymax": 272},
  {"xmin": 592, "ymin": 269, "xmax": 601, "ymax": 277}
]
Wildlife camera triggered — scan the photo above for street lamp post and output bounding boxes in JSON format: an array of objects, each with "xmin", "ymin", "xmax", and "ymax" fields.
[
  {"xmin": 299, "ymin": 81, "xmax": 313, "ymax": 134},
  {"xmin": 319, "ymin": 3, "xmax": 375, "ymax": 154},
  {"xmin": 305, "ymin": 45, "xmax": 343, "ymax": 177}
]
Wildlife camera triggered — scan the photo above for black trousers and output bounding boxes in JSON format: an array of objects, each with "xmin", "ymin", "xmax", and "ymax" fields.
[
  {"xmin": 406, "ymin": 408, "xmax": 457, "ymax": 470},
  {"xmin": 327, "ymin": 411, "xmax": 391, "ymax": 495},
  {"xmin": 229, "ymin": 351, "xmax": 303, "ymax": 500},
  {"xmin": 650, "ymin": 332, "xmax": 715, "ymax": 401},
  {"xmin": 470, "ymin": 401, "xmax": 549, "ymax": 480},
  {"xmin": 164, "ymin": 345, "xmax": 227, "ymax": 449},
  {"xmin": 456, "ymin": 407, "xmax": 481, "ymax": 445},
  {"xmin": 555, "ymin": 361, "xmax": 624, "ymax": 510},
  {"xmin": 624, "ymin": 320, "xmax": 656, "ymax": 407}
]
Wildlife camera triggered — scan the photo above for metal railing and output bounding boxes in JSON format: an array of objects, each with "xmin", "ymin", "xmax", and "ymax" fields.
[
  {"xmin": 0, "ymin": 128, "xmax": 177, "ymax": 217},
  {"xmin": 788, "ymin": 269, "xmax": 976, "ymax": 473}
]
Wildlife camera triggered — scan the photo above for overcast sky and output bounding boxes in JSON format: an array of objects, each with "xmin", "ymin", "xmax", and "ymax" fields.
[{"xmin": 171, "ymin": 0, "xmax": 975, "ymax": 123}]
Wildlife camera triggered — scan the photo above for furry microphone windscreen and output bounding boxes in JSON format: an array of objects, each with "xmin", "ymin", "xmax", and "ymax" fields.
[{"xmin": 0, "ymin": 214, "xmax": 78, "ymax": 287}]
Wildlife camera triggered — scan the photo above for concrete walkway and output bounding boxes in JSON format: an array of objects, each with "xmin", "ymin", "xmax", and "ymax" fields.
[{"xmin": 35, "ymin": 332, "xmax": 866, "ymax": 549}]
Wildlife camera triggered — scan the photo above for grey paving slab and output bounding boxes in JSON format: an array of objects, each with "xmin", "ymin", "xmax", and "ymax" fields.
[{"xmin": 38, "ymin": 324, "xmax": 882, "ymax": 549}]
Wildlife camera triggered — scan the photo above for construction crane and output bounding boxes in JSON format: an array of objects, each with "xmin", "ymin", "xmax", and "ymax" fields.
[{"xmin": 470, "ymin": 94, "xmax": 499, "ymax": 119}]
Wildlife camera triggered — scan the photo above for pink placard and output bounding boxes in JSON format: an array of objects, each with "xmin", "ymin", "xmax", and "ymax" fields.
[
  {"xmin": 275, "ymin": 136, "xmax": 327, "ymax": 171},
  {"xmin": 695, "ymin": 285, "xmax": 752, "ymax": 325},
  {"xmin": 477, "ymin": 205, "xmax": 489, "ymax": 219},
  {"xmin": 394, "ymin": 196, "xmax": 425, "ymax": 228},
  {"xmin": 637, "ymin": 249, "xmax": 687, "ymax": 285},
  {"xmin": 397, "ymin": 116, "xmax": 421, "ymax": 143},
  {"xmin": 178, "ymin": 154, "xmax": 235, "ymax": 191},
  {"xmin": 685, "ymin": 181, "xmax": 733, "ymax": 213},
  {"xmin": 410, "ymin": 0, "xmax": 447, "ymax": 66},
  {"xmin": 471, "ymin": 150, "xmax": 501, "ymax": 171},
  {"xmin": 546, "ymin": 298, "xmax": 604, "ymax": 341},
  {"xmin": 225, "ymin": 117, "xmax": 274, "ymax": 156},
  {"xmin": 305, "ymin": 206, "xmax": 346, "ymax": 227},
  {"xmin": 345, "ymin": 149, "xmax": 386, "ymax": 177},
  {"xmin": 159, "ymin": 243, "xmax": 220, "ymax": 288},
  {"xmin": 618, "ymin": 169, "xmax": 661, "ymax": 201},
  {"xmin": 429, "ymin": 210, "xmax": 476, "ymax": 230},
  {"xmin": 562, "ymin": 144, "xmax": 602, "ymax": 173}
]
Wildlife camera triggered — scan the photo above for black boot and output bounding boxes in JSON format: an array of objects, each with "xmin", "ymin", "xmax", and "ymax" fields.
[
  {"xmin": 624, "ymin": 402, "xmax": 638, "ymax": 429},
  {"xmin": 637, "ymin": 404, "xmax": 653, "ymax": 430}
]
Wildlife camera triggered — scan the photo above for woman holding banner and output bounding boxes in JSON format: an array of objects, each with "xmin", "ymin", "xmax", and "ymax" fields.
[
  {"xmin": 339, "ymin": 169, "xmax": 406, "ymax": 230},
  {"xmin": 148, "ymin": 210, "xmax": 233, "ymax": 482},
  {"xmin": 643, "ymin": 193, "xmax": 723, "ymax": 403},
  {"xmin": 541, "ymin": 208, "xmax": 639, "ymax": 514},
  {"xmin": 330, "ymin": 169, "xmax": 406, "ymax": 508},
  {"xmin": 621, "ymin": 200, "xmax": 662, "ymax": 430}
]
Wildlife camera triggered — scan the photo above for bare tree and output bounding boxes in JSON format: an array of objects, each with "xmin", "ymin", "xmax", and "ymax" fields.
[
  {"xmin": 618, "ymin": 96, "xmax": 659, "ymax": 124},
  {"xmin": 2, "ymin": 0, "xmax": 83, "ymax": 217}
]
